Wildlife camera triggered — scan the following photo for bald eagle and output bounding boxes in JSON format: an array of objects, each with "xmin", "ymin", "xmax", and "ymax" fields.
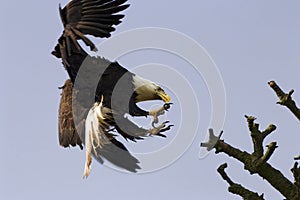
[{"xmin": 53, "ymin": 0, "xmax": 173, "ymax": 177}]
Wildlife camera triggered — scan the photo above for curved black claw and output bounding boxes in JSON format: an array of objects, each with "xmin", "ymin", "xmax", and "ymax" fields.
[
  {"xmin": 152, "ymin": 120, "xmax": 169, "ymax": 129},
  {"xmin": 160, "ymin": 125, "xmax": 174, "ymax": 133},
  {"xmin": 149, "ymin": 121, "xmax": 173, "ymax": 137},
  {"xmin": 156, "ymin": 133, "xmax": 167, "ymax": 138}
]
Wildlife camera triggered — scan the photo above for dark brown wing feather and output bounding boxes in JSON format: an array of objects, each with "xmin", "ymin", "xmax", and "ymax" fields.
[
  {"xmin": 52, "ymin": 0, "xmax": 130, "ymax": 66},
  {"xmin": 58, "ymin": 79, "xmax": 83, "ymax": 149}
]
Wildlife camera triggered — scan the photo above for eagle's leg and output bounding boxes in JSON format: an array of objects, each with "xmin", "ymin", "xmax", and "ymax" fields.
[
  {"xmin": 148, "ymin": 121, "xmax": 173, "ymax": 137},
  {"xmin": 148, "ymin": 103, "xmax": 172, "ymax": 124}
]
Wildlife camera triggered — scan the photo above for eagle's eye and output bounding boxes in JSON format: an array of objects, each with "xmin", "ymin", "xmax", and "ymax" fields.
[{"xmin": 155, "ymin": 87, "xmax": 164, "ymax": 92}]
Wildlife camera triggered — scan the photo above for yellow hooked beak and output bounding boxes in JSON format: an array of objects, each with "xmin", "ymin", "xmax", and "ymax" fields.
[{"xmin": 158, "ymin": 92, "xmax": 171, "ymax": 103}]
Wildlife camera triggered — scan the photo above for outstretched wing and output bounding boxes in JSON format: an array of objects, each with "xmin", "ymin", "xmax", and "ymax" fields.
[
  {"xmin": 61, "ymin": 0, "xmax": 129, "ymax": 38},
  {"xmin": 52, "ymin": 0, "xmax": 130, "ymax": 65}
]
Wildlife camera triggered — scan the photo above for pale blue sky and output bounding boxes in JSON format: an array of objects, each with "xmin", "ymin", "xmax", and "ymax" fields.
[{"xmin": 1, "ymin": 0, "xmax": 300, "ymax": 199}]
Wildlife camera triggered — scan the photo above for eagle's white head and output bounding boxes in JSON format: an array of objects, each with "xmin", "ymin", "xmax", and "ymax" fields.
[{"xmin": 132, "ymin": 75, "xmax": 170, "ymax": 103}]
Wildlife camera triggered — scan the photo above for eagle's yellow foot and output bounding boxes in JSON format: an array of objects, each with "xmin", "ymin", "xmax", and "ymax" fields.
[
  {"xmin": 83, "ymin": 152, "xmax": 92, "ymax": 179},
  {"xmin": 148, "ymin": 121, "xmax": 174, "ymax": 137},
  {"xmin": 149, "ymin": 103, "xmax": 172, "ymax": 124}
]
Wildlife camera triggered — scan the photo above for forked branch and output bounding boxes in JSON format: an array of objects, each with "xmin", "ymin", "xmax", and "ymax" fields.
[{"xmin": 245, "ymin": 115, "xmax": 276, "ymax": 158}]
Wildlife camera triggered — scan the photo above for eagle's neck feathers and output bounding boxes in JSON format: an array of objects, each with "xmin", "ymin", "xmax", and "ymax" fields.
[{"xmin": 132, "ymin": 75, "xmax": 159, "ymax": 102}]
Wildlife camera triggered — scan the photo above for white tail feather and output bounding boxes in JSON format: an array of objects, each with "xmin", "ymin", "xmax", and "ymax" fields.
[{"xmin": 83, "ymin": 97, "xmax": 105, "ymax": 178}]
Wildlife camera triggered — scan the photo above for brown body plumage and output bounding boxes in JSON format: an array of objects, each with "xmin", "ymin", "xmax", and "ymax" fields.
[{"xmin": 58, "ymin": 80, "xmax": 83, "ymax": 149}]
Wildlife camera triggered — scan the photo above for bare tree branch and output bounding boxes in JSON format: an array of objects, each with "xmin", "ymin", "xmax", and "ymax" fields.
[
  {"xmin": 269, "ymin": 80, "xmax": 300, "ymax": 121},
  {"xmin": 269, "ymin": 80, "xmax": 300, "ymax": 173},
  {"xmin": 202, "ymin": 81, "xmax": 300, "ymax": 199},
  {"xmin": 217, "ymin": 163, "xmax": 264, "ymax": 200},
  {"xmin": 201, "ymin": 128, "xmax": 300, "ymax": 200}
]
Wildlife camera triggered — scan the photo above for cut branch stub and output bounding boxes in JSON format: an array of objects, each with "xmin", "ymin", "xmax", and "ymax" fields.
[
  {"xmin": 276, "ymin": 89, "xmax": 295, "ymax": 106},
  {"xmin": 261, "ymin": 142, "xmax": 278, "ymax": 163},
  {"xmin": 268, "ymin": 80, "xmax": 289, "ymax": 103},
  {"xmin": 245, "ymin": 115, "xmax": 277, "ymax": 158},
  {"xmin": 245, "ymin": 115, "xmax": 259, "ymax": 133},
  {"xmin": 269, "ymin": 80, "xmax": 300, "ymax": 121},
  {"xmin": 262, "ymin": 124, "xmax": 277, "ymax": 138},
  {"xmin": 200, "ymin": 128, "xmax": 223, "ymax": 151},
  {"xmin": 291, "ymin": 162, "xmax": 300, "ymax": 188}
]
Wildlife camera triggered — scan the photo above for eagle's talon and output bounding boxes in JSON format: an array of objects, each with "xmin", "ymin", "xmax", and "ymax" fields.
[
  {"xmin": 156, "ymin": 133, "xmax": 167, "ymax": 138},
  {"xmin": 149, "ymin": 121, "xmax": 172, "ymax": 136},
  {"xmin": 160, "ymin": 125, "xmax": 174, "ymax": 133},
  {"xmin": 163, "ymin": 103, "xmax": 173, "ymax": 111},
  {"xmin": 151, "ymin": 121, "xmax": 157, "ymax": 127},
  {"xmin": 152, "ymin": 120, "xmax": 169, "ymax": 129},
  {"xmin": 149, "ymin": 103, "xmax": 172, "ymax": 125}
]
